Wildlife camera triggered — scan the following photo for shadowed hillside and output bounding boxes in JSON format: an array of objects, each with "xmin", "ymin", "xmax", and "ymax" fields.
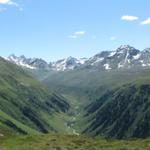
[{"xmin": 0, "ymin": 57, "xmax": 70, "ymax": 135}]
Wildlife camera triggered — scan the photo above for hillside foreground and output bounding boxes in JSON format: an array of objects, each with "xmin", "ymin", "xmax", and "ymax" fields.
[{"xmin": 0, "ymin": 134, "xmax": 150, "ymax": 150}]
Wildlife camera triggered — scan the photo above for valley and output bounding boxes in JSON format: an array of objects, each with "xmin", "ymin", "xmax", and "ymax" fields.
[
  {"xmin": 0, "ymin": 45, "xmax": 150, "ymax": 149},
  {"xmin": 0, "ymin": 0, "xmax": 150, "ymax": 149}
]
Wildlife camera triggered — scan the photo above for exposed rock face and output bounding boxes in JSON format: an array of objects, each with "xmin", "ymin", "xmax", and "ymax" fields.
[{"xmin": 4, "ymin": 45, "xmax": 150, "ymax": 71}]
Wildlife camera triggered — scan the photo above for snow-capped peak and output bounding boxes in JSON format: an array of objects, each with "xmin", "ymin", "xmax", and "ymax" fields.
[
  {"xmin": 7, "ymin": 54, "xmax": 36, "ymax": 69},
  {"xmin": 116, "ymin": 45, "xmax": 139, "ymax": 53},
  {"xmin": 118, "ymin": 45, "xmax": 132, "ymax": 49},
  {"xmin": 5, "ymin": 55, "xmax": 49, "ymax": 70},
  {"xmin": 108, "ymin": 51, "xmax": 116, "ymax": 57},
  {"xmin": 3, "ymin": 45, "xmax": 150, "ymax": 71},
  {"xmin": 51, "ymin": 57, "xmax": 87, "ymax": 71},
  {"xmin": 4, "ymin": 54, "xmax": 88, "ymax": 71}
]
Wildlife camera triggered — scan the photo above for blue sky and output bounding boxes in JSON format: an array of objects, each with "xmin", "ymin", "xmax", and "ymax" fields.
[{"xmin": 0, "ymin": 0, "xmax": 150, "ymax": 61}]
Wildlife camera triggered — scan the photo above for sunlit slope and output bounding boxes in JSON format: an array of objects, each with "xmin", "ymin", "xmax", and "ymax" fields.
[
  {"xmin": 0, "ymin": 57, "xmax": 70, "ymax": 134},
  {"xmin": 0, "ymin": 134, "xmax": 149, "ymax": 150}
]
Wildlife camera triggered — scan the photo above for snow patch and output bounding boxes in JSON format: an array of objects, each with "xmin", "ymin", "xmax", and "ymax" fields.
[
  {"xmin": 108, "ymin": 51, "xmax": 116, "ymax": 57},
  {"xmin": 142, "ymin": 64, "xmax": 147, "ymax": 67},
  {"xmin": 91, "ymin": 57, "xmax": 104, "ymax": 65},
  {"xmin": 140, "ymin": 60, "xmax": 144, "ymax": 63},
  {"xmin": 104, "ymin": 64, "xmax": 112, "ymax": 70},
  {"xmin": 118, "ymin": 63, "xmax": 124, "ymax": 68},
  {"xmin": 133, "ymin": 54, "xmax": 141, "ymax": 60},
  {"xmin": 5, "ymin": 55, "xmax": 36, "ymax": 69},
  {"xmin": 124, "ymin": 49, "xmax": 131, "ymax": 64},
  {"xmin": 19, "ymin": 61, "xmax": 36, "ymax": 69},
  {"xmin": 52, "ymin": 57, "xmax": 87, "ymax": 71},
  {"xmin": 78, "ymin": 58, "xmax": 87, "ymax": 64}
]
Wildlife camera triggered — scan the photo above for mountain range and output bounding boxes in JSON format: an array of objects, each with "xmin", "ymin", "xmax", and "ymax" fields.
[
  {"xmin": 0, "ymin": 45, "xmax": 150, "ymax": 140},
  {"xmin": 4, "ymin": 45, "xmax": 150, "ymax": 71}
]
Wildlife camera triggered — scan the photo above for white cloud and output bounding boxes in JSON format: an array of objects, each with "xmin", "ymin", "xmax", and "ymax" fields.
[
  {"xmin": 0, "ymin": 0, "xmax": 14, "ymax": 5},
  {"xmin": 0, "ymin": 0, "xmax": 19, "ymax": 7},
  {"xmin": 110, "ymin": 36, "xmax": 117, "ymax": 41},
  {"xmin": 141, "ymin": 18, "xmax": 150, "ymax": 25},
  {"xmin": 0, "ymin": 0, "xmax": 10, "ymax": 4},
  {"xmin": 69, "ymin": 31, "xmax": 86, "ymax": 39},
  {"xmin": 0, "ymin": 0, "xmax": 23, "ymax": 11},
  {"xmin": 121, "ymin": 15, "xmax": 139, "ymax": 21},
  {"xmin": 8, "ymin": 1, "xmax": 18, "ymax": 7},
  {"xmin": 74, "ymin": 31, "xmax": 85, "ymax": 35}
]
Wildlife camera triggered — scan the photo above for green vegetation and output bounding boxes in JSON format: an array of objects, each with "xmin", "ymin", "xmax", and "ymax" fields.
[
  {"xmin": 0, "ymin": 58, "xmax": 70, "ymax": 134},
  {"xmin": 84, "ymin": 78, "xmax": 150, "ymax": 138},
  {"xmin": 0, "ymin": 57, "xmax": 149, "ymax": 149},
  {"xmin": 33, "ymin": 68, "xmax": 150, "ymax": 138},
  {"xmin": 37, "ymin": 68, "xmax": 150, "ymax": 103},
  {"xmin": 0, "ymin": 134, "xmax": 149, "ymax": 150}
]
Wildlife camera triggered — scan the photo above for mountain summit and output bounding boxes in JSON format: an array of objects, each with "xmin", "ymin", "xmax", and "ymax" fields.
[{"xmin": 4, "ymin": 45, "xmax": 150, "ymax": 71}]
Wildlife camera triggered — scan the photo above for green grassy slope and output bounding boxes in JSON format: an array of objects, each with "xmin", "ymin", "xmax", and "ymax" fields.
[
  {"xmin": 32, "ymin": 68, "xmax": 150, "ymax": 139},
  {"xmin": 0, "ymin": 134, "xmax": 149, "ymax": 150},
  {"xmin": 36, "ymin": 68, "xmax": 150, "ymax": 104},
  {"xmin": 0, "ymin": 57, "xmax": 70, "ymax": 135},
  {"xmin": 84, "ymin": 77, "xmax": 150, "ymax": 139}
]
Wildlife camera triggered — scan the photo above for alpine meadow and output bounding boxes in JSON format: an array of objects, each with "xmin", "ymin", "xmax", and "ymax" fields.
[{"xmin": 0, "ymin": 0, "xmax": 149, "ymax": 150}]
